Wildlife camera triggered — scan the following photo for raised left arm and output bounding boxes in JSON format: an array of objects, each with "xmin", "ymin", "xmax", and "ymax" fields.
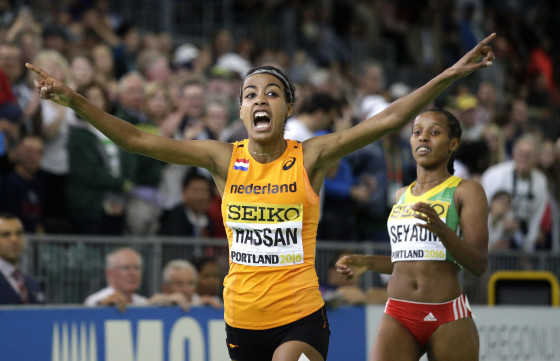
[{"xmin": 304, "ymin": 33, "xmax": 496, "ymax": 174}]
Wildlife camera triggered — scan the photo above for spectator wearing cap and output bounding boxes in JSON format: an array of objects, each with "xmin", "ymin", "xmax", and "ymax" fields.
[
  {"xmin": 172, "ymin": 43, "xmax": 200, "ymax": 80},
  {"xmin": 454, "ymin": 84, "xmax": 484, "ymax": 141}
]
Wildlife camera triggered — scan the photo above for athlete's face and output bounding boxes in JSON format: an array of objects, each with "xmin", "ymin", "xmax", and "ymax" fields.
[
  {"xmin": 239, "ymin": 73, "xmax": 293, "ymax": 142},
  {"xmin": 410, "ymin": 112, "xmax": 459, "ymax": 169}
]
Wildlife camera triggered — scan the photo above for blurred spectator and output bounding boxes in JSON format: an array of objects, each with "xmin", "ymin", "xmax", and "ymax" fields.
[
  {"xmin": 159, "ymin": 167, "xmax": 214, "ymax": 237},
  {"xmin": 177, "ymin": 78, "xmax": 206, "ymax": 136},
  {"xmin": 172, "ymin": 43, "xmax": 200, "ymax": 81},
  {"xmin": 525, "ymin": 35, "xmax": 556, "ymax": 95},
  {"xmin": 453, "ymin": 84, "xmax": 483, "ymax": 140},
  {"xmin": 69, "ymin": 52, "xmax": 95, "ymax": 90},
  {"xmin": 487, "ymin": 191, "xmax": 519, "ymax": 250},
  {"xmin": 91, "ymin": 43, "xmax": 118, "ymax": 101},
  {"xmin": 148, "ymin": 259, "xmax": 197, "ymax": 311},
  {"xmin": 0, "ymin": 42, "xmax": 37, "ymax": 134},
  {"xmin": 535, "ymin": 139, "xmax": 559, "ymax": 250},
  {"xmin": 354, "ymin": 61, "xmax": 389, "ymax": 121},
  {"xmin": 0, "ymin": 135, "xmax": 45, "ymax": 233},
  {"xmin": 347, "ymin": 85, "xmax": 416, "ymax": 241},
  {"xmin": 406, "ymin": 7, "xmax": 443, "ymax": 72},
  {"xmin": 473, "ymin": 80, "xmax": 499, "ymax": 126},
  {"xmin": 124, "ymin": 82, "xmax": 167, "ymax": 236},
  {"xmin": 33, "ymin": 49, "xmax": 76, "ymax": 232},
  {"xmin": 67, "ymin": 83, "xmax": 133, "ymax": 235},
  {"xmin": 482, "ymin": 123, "xmax": 508, "ymax": 168},
  {"xmin": 458, "ymin": 2, "xmax": 483, "ymax": 54},
  {"xmin": 348, "ymin": 129, "xmax": 416, "ymax": 241},
  {"xmin": 0, "ymin": 68, "xmax": 22, "ymax": 163},
  {"xmin": 112, "ymin": 22, "xmax": 142, "ymax": 78},
  {"xmin": 84, "ymin": 247, "xmax": 148, "ymax": 312},
  {"xmin": 136, "ymin": 49, "xmax": 171, "ymax": 84},
  {"xmin": 113, "ymin": 71, "xmax": 148, "ymax": 125},
  {"xmin": 285, "ymin": 92, "xmax": 338, "ymax": 142},
  {"xmin": 498, "ymin": 98, "xmax": 530, "ymax": 157},
  {"xmin": 284, "ymin": 92, "xmax": 340, "ymax": 229},
  {"xmin": 0, "ymin": 212, "xmax": 45, "ymax": 304},
  {"xmin": 209, "ymin": 28, "xmax": 234, "ymax": 64},
  {"xmin": 192, "ymin": 255, "xmax": 223, "ymax": 309},
  {"xmin": 481, "ymin": 134, "xmax": 548, "ymax": 251},
  {"xmin": 41, "ymin": 25, "xmax": 71, "ymax": 57},
  {"xmin": 187, "ymin": 97, "xmax": 230, "ymax": 141}
]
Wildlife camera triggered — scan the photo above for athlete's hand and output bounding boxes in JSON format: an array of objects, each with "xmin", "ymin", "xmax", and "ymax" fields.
[
  {"xmin": 26, "ymin": 63, "xmax": 76, "ymax": 107},
  {"xmin": 336, "ymin": 254, "xmax": 369, "ymax": 280},
  {"xmin": 447, "ymin": 33, "xmax": 496, "ymax": 79},
  {"xmin": 412, "ymin": 201, "xmax": 445, "ymax": 233}
]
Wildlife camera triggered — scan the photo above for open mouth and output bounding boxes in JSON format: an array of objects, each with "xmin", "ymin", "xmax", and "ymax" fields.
[
  {"xmin": 416, "ymin": 146, "xmax": 431, "ymax": 155},
  {"xmin": 253, "ymin": 111, "xmax": 271, "ymax": 130}
]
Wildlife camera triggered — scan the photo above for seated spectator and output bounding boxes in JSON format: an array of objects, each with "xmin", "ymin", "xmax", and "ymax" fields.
[
  {"xmin": 0, "ymin": 135, "xmax": 45, "ymax": 233},
  {"xmin": 159, "ymin": 167, "xmax": 214, "ymax": 237},
  {"xmin": 192, "ymin": 255, "xmax": 223, "ymax": 309},
  {"xmin": 149, "ymin": 259, "xmax": 197, "ymax": 311},
  {"xmin": 84, "ymin": 247, "xmax": 148, "ymax": 312},
  {"xmin": 487, "ymin": 191, "xmax": 520, "ymax": 250},
  {"xmin": 0, "ymin": 212, "xmax": 45, "ymax": 304}
]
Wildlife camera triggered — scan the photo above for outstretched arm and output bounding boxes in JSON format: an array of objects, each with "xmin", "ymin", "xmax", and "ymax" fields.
[
  {"xmin": 25, "ymin": 63, "xmax": 232, "ymax": 181},
  {"xmin": 336, "ymin": 254, "xmax": 393, "ymax": 280},
  {"xmin": 306, "ymin": 33, "xmax": 496, "ymax": 172}
]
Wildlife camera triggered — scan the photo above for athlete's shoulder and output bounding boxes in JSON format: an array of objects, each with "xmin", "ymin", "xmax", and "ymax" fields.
[{"xmin": 455, "ymin": 178, "xmax": 488, "ymax": 205}]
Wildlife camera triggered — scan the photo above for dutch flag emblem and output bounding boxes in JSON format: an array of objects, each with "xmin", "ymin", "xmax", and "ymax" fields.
[{"xmin": 234, "ymin": 158, "xmax": 249, "ymax": 171}]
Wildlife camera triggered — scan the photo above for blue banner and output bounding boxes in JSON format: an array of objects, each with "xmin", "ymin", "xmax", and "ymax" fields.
[{"xmin": 0, "ymin": 306, "xmax": 368, "ymax": 361}]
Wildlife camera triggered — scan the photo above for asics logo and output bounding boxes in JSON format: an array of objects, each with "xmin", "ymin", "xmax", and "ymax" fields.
[{"xmin": 283, "ymin": 157, "xmax": 296, "ymax": 170}]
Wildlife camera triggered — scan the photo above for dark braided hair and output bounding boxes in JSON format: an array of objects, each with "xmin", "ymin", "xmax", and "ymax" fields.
[{"xmin": 418, "ymin": 107, "xmax": 462, "ymax": 174}]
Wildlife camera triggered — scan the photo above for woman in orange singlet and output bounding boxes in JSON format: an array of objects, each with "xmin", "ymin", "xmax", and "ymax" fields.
[{"xmin": 26, "ymin": 33, "xmax": 495, "ymax": 361}]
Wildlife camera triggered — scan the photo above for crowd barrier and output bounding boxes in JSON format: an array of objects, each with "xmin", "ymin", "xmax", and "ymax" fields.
[
  {"xmin": 21, "ymin": 235, "xmax": 560, "ymax": 306},
  {"xmin": 0, "ymin": 304, "xmax": 558, "ymax": 361}
]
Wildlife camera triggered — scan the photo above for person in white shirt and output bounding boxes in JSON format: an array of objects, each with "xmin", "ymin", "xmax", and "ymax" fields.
[
  {"xmin": 480, "ymin": 134, "xmax": 548, "ymax": 251},
  {"xmin": 84, "ymin": 247, "xmax": 148, "ymax": 311}
]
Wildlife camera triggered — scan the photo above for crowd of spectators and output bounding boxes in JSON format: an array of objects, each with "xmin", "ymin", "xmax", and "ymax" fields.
[{"xmin": 0, "ymin": 0, "xmax": 558, "ymax": 257}]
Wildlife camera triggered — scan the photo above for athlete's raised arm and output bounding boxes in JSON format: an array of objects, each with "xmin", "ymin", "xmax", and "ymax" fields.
[
  {"xmin": 26, "ymin": 63, "xmax": 232, "ymax": 181},
  {"xmin": 304, "ymin": 33, "xmax": 496, "ymax": 172}
]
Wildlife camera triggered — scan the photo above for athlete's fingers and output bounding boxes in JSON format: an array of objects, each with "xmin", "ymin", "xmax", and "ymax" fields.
[{"xmin": 26, "ymin": 63, "xmax": 54, "ymax": 80}]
